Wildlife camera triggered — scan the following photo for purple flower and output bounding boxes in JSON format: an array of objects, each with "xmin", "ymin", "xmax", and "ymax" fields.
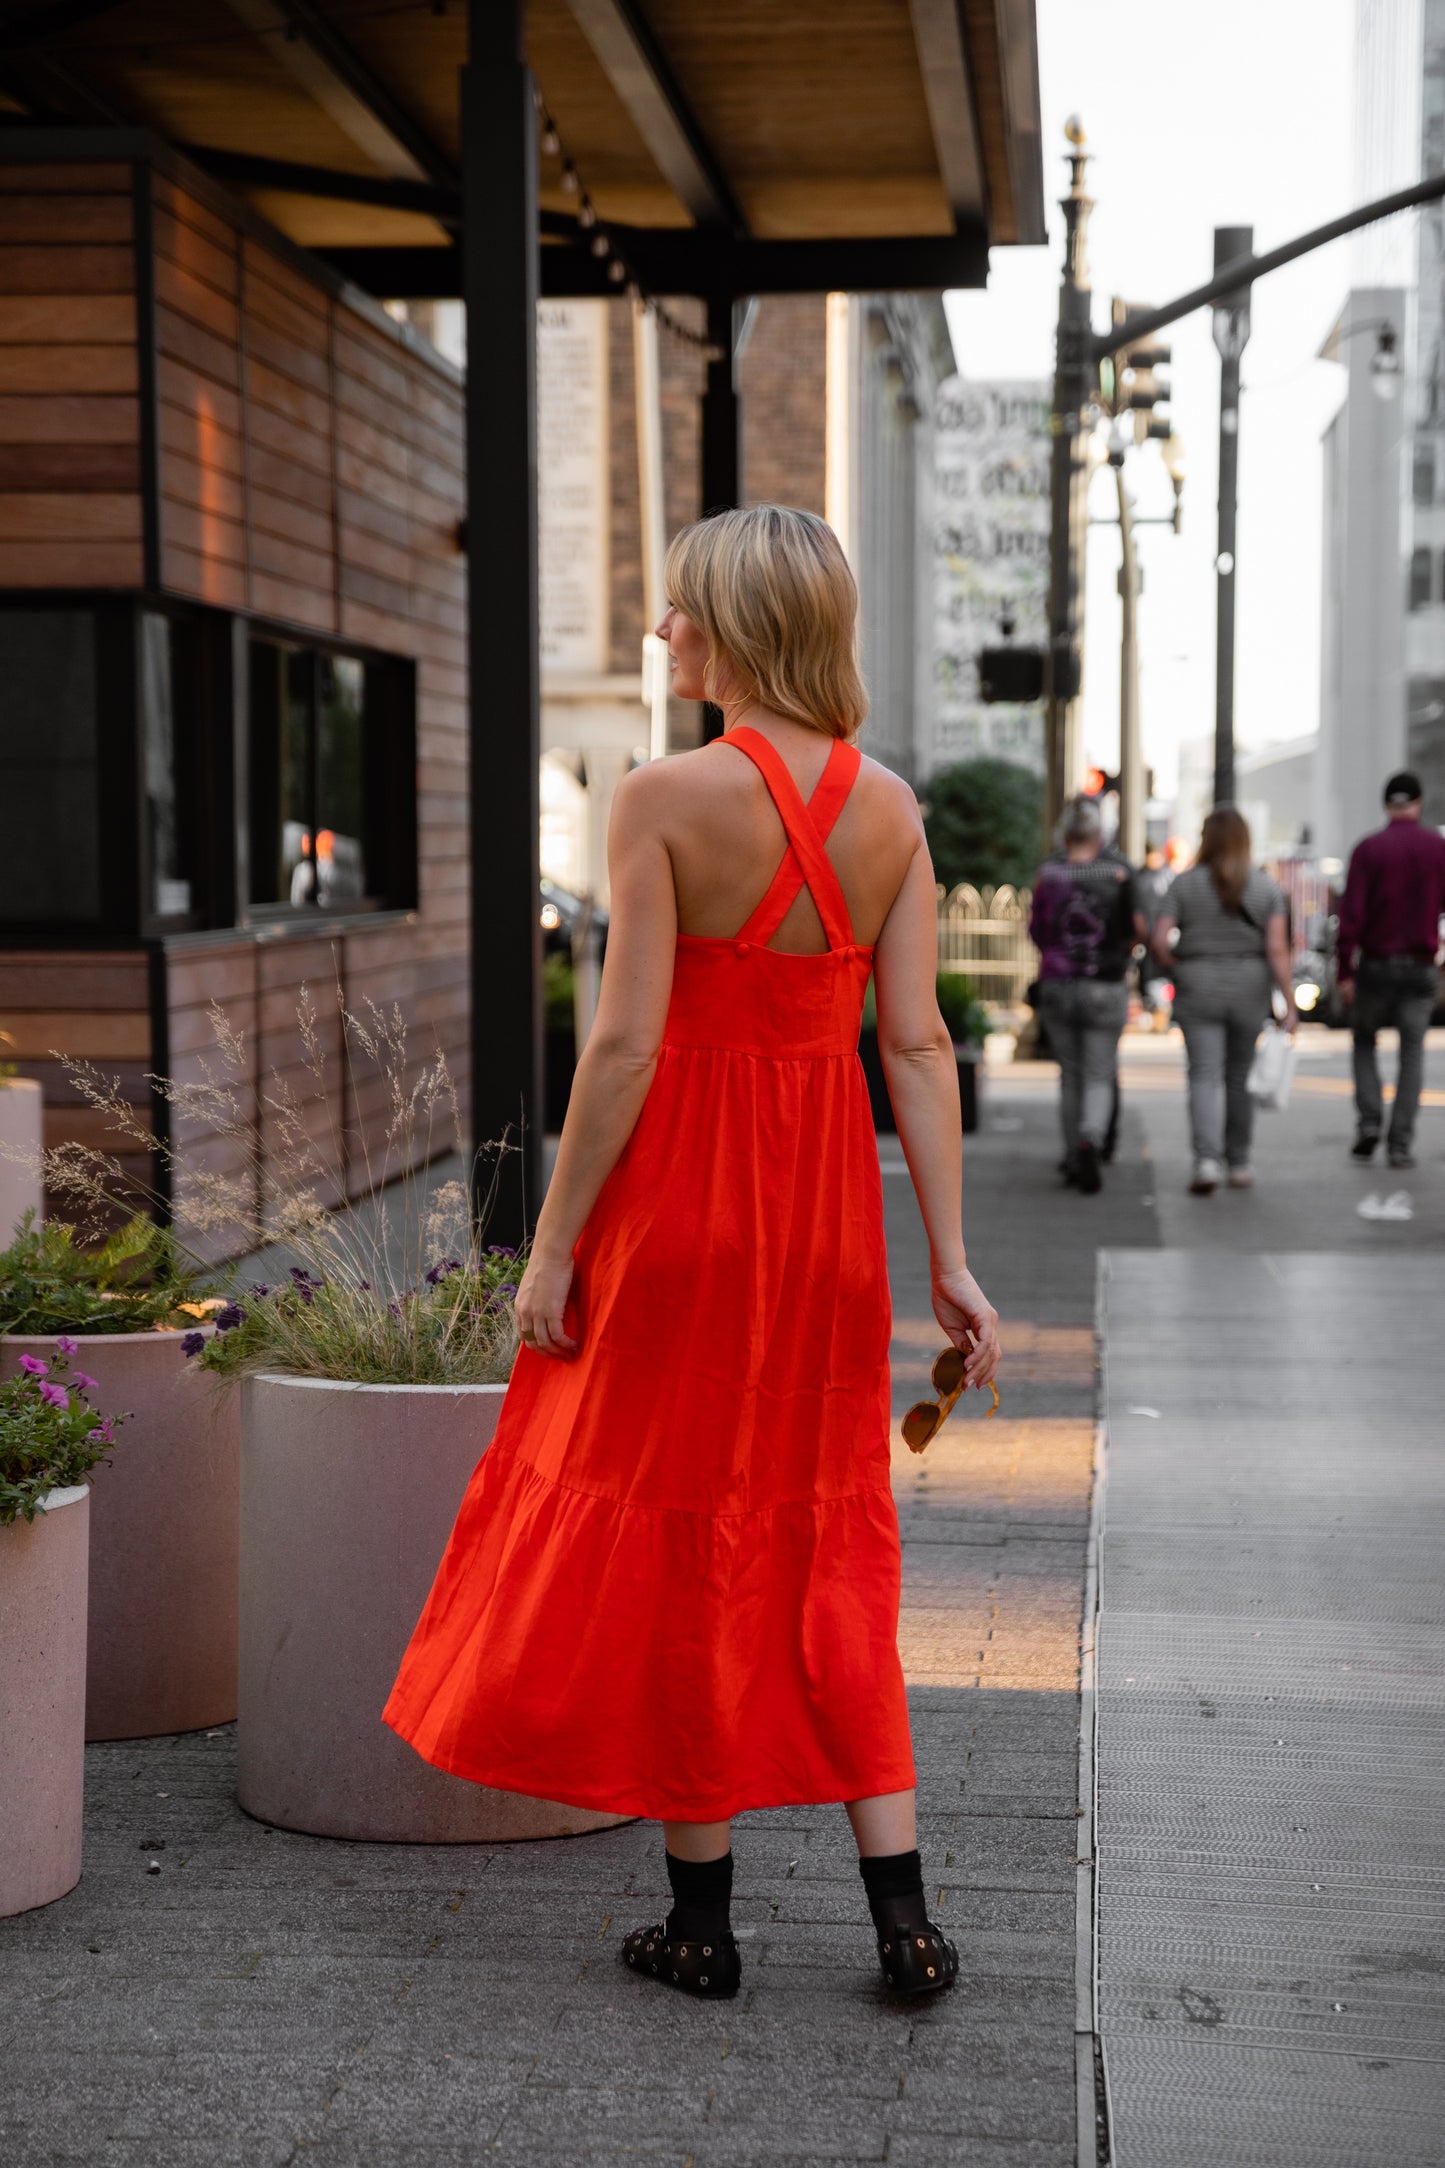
[
  {"xmin": 17, "ymin": 1353, "xmax": 48, "ymax": 1377},
  {"xmin": 486, "ymin": 1244, "xmax": 517, "ymax": 1260},
  {"xmin": 387, "ymin": 1300, "xmax": 402, "ymax": 1320},
  {"xmin": 54, "ymin": 1335, "xmax": 79, "ymax": 1356},
  {"xmin": 214, "ymin": 1304, "xmax": 246, "ymax": 1334},
  {"xmin": 358, "ymin": 1279, "xmax": 371, "ymax": 1292},
  {"xmin": 248, "ymin": 1283, "xmax": 270, "ymax": 1300},
  {"xmin": 289, "ymin": 1266, "xmax": 318, "ymax": 1287},
  {"xmin": 293, "ymin": 1281, "xmax": 314, "ymax": 1306},
  {"xmin": 38, "ymin": 1381, "xmax": 69, "ymax": 1411},
  {"xmin": 424, "ymin": 1259, "xmax": 462, "ymax": 1286},
  {"xmin": 71, "ymin": 1370, "xmax": 100, "ymax": 1395},
  {"xmin": 496, "ymin": 1283, "xmax": 518, "ymax": 1302},
  {"xmin": 181, "ymin": 1331, "xmax": 206, "ymax": 1359}
]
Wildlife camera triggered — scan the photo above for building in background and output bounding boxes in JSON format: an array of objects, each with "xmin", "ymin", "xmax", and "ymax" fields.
[
  {"xmin": 929, "ymin": 378, "xmax": 1051, "ymax": 780},
  {"xmin": 1238, "ymin": 735, "xmax": 1320, "ymax": 857},
  {"xmin": 1317, "ymin": 0, "xmax": 1445, "ymax": 857}
]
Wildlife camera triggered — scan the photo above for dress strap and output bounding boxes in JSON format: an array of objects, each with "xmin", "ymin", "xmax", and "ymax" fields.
[{"xmin": 722, "ymin": 727, "xmax": 860, "ymax": 950}]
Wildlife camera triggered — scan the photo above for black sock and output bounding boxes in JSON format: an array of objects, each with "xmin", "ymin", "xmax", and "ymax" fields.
[
  {"xmin": 859, "ymin": 1848, "xmax": 928, "ymax": 1941},
  {"xmin": 665, "ymin": 1849, "xmax": 733, "ymax": 1942}
]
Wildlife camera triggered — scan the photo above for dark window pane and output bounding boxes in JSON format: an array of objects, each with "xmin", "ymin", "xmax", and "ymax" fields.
[
  {"xmin": 141, "ymin": 613, "xmax": 194, "ymax": 919},
  {"xmin": 1415, "ymin": 446, "xmax": 1436, "ymax": 506},
  {"xmin": 0, "ymin": 609, "xmax": 101, "ymax": 924},
  {"xmin": 1409, "ymin": 546, "xmax": 1432, "ymax": 611},
  {"xmin": 248, "ymin": 640, "xmax": 316, "ymax": 905},
  {"xmin": 317, "ymin": 653, "xmax": 367, "ymax": 904}
]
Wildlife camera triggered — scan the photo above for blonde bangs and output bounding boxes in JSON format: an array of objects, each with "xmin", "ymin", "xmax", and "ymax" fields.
[{"xmin": 663, "ymin": 505, "xmax": 868, "ymax": 740}]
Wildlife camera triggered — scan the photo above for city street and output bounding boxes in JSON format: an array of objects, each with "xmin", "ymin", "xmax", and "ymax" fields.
[{"xmin": 1, "ymin": 1027, "xmax": 1437, "ymax": 2165}]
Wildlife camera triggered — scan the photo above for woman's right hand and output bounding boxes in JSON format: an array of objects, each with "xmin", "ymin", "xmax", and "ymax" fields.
[{"xmin": 931, "ymin": 1266, "xmax": 1001, "ymax": 1391}]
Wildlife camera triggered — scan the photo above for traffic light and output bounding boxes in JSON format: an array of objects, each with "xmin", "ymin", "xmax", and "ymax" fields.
[
  {"xmin": 1082, "ymin": 765, "xmax": 1120, "ymax": 800},
  {"xmin": 1111, "ymin": 299, "xmax": 1171, "ymax": 446},
  {"xmin": 978, "ymin": 646, "xmax": 1045, "ymax": 704}
]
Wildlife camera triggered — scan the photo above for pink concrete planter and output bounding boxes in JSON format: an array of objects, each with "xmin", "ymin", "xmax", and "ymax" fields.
[
  {"xmin": 0, "ymin": 1486, "xmax": 89, "ymax": 1917},
  {"xmin": 0, "ymin": 1332, "xmax": 239, "ymax": 1741},
  {"xmin": 238, "ymin": 1373, "xmax": 627, "ymax": 1843},
  {"xmin": 0, "ymin": 1078, "xmax": 43, "ymax": 1244}
]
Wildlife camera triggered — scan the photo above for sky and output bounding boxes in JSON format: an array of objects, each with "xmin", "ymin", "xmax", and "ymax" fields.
[{"xmin": 944, "ymin": 0, "xmax": 1358, "ymax": 796}]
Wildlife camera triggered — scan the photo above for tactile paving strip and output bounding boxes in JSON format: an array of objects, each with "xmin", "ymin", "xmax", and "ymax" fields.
[{"xmin": 1095, "ymin": 1250, "xmax": 1445, "ymax": 2164}]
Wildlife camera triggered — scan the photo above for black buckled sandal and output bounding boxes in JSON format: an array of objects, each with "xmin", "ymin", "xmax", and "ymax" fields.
[
  {"xmin": 878, "ymin": 1922, "xmax": 958, "ymax": 1996},
  {"xmin": 621, "ymin": 1922, "xmax": 741, "ymax": 1999}
]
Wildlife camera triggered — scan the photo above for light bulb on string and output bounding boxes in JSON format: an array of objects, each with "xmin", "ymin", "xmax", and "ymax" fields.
[
  {"xmin": 578, "ymin": 199, "xmax": 596, "ymax": 229},
  {"xmin": 560, "ymin": 163, "xmax": 579, "ymax": 194},
  {"xmin": 541, "ymin": 122, "xmax": 560, "ymax": 157},
  {"xmin": 607, "ymin": 258, "xmax": 627, "ymax": 284},
  {"xmin": 590, "ymin": 232, "xmax": 610, "ymax": 259}
]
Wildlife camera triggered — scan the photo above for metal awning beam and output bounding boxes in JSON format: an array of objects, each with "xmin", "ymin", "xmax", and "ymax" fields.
[
  {"xmin": 906, "ymin": 0, "xmax": 985, "ymax": 231},
  {"xmin": 320, "ymin": 224, "xmax": 990, "ymax": 299},
  {"xmin": 174, "ymin": 144, "xmax": 460, "ymax": 226},
  {"xmin": 564, "ymin": 0, "xmax": 746, "ymax": 236},
  {"xmin": 219, "ymin": 0, "xmax": 458, "ymax": 192}
]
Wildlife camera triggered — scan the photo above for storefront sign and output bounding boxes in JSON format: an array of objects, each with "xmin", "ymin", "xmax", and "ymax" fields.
[{"xmin": 538, "ymin": 300, "xmax": 610, "ymax": 676}]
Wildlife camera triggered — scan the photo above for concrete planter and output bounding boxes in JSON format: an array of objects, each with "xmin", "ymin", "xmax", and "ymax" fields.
[
  {"xmin": 0, "ymin": 1331, "xmax": 239, "ymax": 1741},
  {"xmin": 0, "ymin": 1078, "xmax": 43, "ymax": 1244},
  {"xmin": 239, "ymin": 1373, "xmax": 626, "ymax": 1843},
  {"xmin": 0, "ymin": 1486, "xmax": 89, "ymax": 1917}
]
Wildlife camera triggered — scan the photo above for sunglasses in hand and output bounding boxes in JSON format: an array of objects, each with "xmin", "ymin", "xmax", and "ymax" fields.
[{"xmin": 902, "ymin": 1342, "xmax": 999, "ymax": 1454}]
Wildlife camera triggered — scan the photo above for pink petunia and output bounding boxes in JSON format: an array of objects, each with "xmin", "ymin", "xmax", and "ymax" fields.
[
  {"xmin": 18, "ymin": 1353, "xmax": 48, "ymax": 1376},
  {"xmin": 38, "ymin": 1381, "xmax": 69, "ymax": 1411},
  {"xmin": 54, "ymin": 1335, "xmax": 79, "ymax": 1356},
  {"xmin": 71, "ymin": 1371, "xmax": 100, "ymax": 1395}
]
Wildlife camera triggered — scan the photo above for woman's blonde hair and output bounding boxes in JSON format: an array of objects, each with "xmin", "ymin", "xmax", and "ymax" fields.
[
  {"xmin": 663, "ymin": 504, "xmax": 868, "ymax": 739},
  {"xmin": 1197, "ymin": 805, "xmax": 1253, "ymax": 914}
]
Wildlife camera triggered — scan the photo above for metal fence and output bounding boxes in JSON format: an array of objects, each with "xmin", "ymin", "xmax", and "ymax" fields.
[{"xmin": 936, "ymin": 883, "xmax": 1037, "ymax": 1007}]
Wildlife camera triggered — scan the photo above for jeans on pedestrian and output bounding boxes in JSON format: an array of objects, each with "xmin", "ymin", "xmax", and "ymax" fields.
[
  {"xmin": 1038, "ymin": 978, "xmax": 1128, "ymax": 1155},
  {"xmin": 1351, "ymin": 958, "xmax": 1439, "ymax": 1151},
  {"xmin": 1174, "ymin": 961, "xmax": 1272, "ymax": 1169}
]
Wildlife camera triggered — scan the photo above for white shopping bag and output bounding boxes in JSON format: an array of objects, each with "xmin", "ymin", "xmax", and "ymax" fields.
[{"xmin": 1246, "ymin": 1022, "xmax": 1297, "ymax": 1111}]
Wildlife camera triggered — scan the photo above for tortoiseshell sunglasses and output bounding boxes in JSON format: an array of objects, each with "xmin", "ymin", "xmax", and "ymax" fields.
[{"xmin": 902, "ymin": 1343, "xmax": 999, "ymax": 1454}]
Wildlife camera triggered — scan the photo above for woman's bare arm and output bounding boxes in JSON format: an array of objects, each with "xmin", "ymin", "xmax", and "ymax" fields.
[
  {"xmin": 872, "ymin": 826, "xmax": 1000, "ymax": 1390},
  {"xmin": 1151, "ymin": 914, "xmax": 1177, "ymax": 971},
  {"xmin": 515, "ymin": 767, "xmax": 678, "ymax": 1356}
]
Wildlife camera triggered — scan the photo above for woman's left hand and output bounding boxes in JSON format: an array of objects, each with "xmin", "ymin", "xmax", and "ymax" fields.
[{"xmin": 514, "ymin": 1253, "xmax": 579, "ymax": 1359}]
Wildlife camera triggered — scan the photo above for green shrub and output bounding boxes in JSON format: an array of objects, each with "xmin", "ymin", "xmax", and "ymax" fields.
[
  {"xmin": 935, "ymin": 974, "xmax": 991, "ymax": 1050},
  {"xmin": 0, "ymin": 1343, "xmax": 129, "ymax": 1525},
  {"xmin": 923, "ymin": 757, "xmax": 1044, "ymax": 893},
  {"xmin": 0, "ymin": 1213, "xmax": 218, "ymax": 1337}
]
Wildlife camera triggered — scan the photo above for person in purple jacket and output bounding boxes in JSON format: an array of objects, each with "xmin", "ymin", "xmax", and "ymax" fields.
[{"xmin": 1337, "ymin": 771, "xmax": 1445, "ymax": 1171}]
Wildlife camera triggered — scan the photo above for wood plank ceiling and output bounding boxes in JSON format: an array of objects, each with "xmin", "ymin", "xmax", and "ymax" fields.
[{"xmin": 0, "ymin": 0, "xmax": 1045, "ymax": 260}]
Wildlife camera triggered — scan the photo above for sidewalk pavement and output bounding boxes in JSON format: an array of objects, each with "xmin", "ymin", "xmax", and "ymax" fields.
[{"xmin": 2, "ymin": 1023, "xmax": 1437, "ymax": 2164}]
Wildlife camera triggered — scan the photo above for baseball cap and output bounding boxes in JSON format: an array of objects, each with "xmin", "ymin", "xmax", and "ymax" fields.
[{"xmin": 1384, "ymin": 770, "xmax": 1423, "ymax": 805}]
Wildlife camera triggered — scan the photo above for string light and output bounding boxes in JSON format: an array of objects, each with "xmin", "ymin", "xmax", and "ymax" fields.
[{"xmin": 534, "ymin": 108, "xmax": 727, "ymax": 366}]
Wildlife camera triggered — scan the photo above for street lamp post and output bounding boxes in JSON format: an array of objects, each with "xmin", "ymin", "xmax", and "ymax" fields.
[
  {"xmin": 1211, "ymin": 226, "xmax": 1252, "ymax": 810},
  {"xmin": 1044, "ymin": 118, "xmax": 1095, "ymax": 838}
]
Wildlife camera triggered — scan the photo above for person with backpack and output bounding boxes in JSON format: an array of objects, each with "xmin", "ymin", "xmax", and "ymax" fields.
[
  {"xmin": 1151, "ymin": 807, "xmax": 1297, "ymax": 1195},
  {"xmin": 1027, "ymin": 795, "xmax": 1137, "ymax": 1194}
]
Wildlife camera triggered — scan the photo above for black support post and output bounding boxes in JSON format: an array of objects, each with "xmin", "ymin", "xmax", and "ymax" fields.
[
  {"xmin": 699, "ymin": 292, "xmax": 740, "ymax": 742},
  {"xmin": 462, "ymin": 0, "xmax": 542, "ymax": 1241}
]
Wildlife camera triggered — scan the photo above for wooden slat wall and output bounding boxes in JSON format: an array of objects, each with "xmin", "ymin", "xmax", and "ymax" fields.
[
  {"xmin": 1, "ymin": 159, "xmax": 472, "ymax": 1218},
  {"xmin": 0, "ymin": 951, "xmax": 155, "ymax": 1220},
  {"xmin": 0, "ymin": 163, "xmax": 142, "ymax": 590}
]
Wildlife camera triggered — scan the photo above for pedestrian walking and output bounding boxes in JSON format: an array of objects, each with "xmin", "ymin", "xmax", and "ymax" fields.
[
  {"xmin": 1337, "ymin": 771, "xmax": 1445, "ymax": 1171},
  {"xmin": 1152, "ymin": 808, "xmax": 1297, "ymax": 1196},
  {"xmin": 1027, "ymin": 796, "xmax": 1136, "ymax": 1193},
  {"xmin": 385, "ymin": 505, "xmax": 1001, "ymax": 2003}
]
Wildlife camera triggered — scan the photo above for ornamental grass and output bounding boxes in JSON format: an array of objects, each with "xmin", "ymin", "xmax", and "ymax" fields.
[{"xmin": 7, "ymin": 985, "xmax": 521, "ymax": 1390}]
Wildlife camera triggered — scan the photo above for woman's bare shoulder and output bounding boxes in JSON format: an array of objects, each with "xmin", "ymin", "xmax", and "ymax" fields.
[{"xmin": 853, "ymin": 750, "xmax": 926, "ymax": 832}]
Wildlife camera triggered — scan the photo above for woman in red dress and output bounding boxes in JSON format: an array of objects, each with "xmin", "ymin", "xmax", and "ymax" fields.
[{"xmin": 385, "ymin": 505, "xmax": 1001, "ymax": 2000}]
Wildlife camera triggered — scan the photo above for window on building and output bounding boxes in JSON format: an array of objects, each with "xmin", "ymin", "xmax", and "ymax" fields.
[
  {"xmin": 0, "ymin": 608, "xmax": 103, "ymax": 926},
  {"xmin": 1409, "ymin": 546, "xmax": 1433, "ymax": 611},
  {"xmin": 1415, "ymin": 445, "xmax": 1437, "ymax": 506},
  {"xmin": 248, "ymin": 636, "xmax": 415, "ymax": 914},
  {"xmin": 140, "ymin": 611, "xmax": 204, "ymax": 924}
]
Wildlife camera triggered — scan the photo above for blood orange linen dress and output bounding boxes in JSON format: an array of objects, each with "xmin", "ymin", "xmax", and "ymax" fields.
[{"xmin": 383, "ymin": 727, "xmax": 915, "ymax": 1820}]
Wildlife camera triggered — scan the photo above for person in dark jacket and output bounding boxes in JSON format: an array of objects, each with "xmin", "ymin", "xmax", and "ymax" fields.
[
  {"xmin": 1337, "ymin": 771, "xmax": 1445, "ymax": 1170},
  {"xmin": 1028, "ymin": 796, "xmax": 1136, "ymax": 1194}
]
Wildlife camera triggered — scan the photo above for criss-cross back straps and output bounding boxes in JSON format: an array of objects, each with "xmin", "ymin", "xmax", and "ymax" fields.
[{"xmin": 723, "ymin": 726, "xmax": 861, "ymax": 950}]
